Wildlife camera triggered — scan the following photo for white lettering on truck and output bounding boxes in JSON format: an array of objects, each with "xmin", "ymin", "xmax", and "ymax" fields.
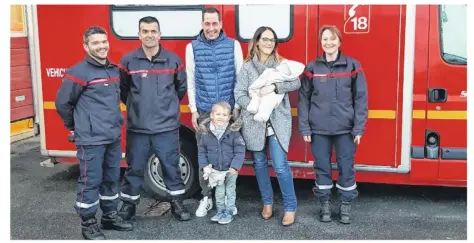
[{"xmin": 46, "ymin": 68, "xmax": 66, "ymax": 78}]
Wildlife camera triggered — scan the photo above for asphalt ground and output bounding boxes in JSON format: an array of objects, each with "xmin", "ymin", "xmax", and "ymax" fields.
[{"xmin": 10, "ymin": 136, "xmax": 467, "ymax": 240}]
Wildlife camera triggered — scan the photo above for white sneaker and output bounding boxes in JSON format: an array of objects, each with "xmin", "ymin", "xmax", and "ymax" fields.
[{"xmin": 195, "ymin": 196, "xmax": 213, "ymax": 217}]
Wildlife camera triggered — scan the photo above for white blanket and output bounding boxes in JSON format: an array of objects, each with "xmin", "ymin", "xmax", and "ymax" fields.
[{"xmin": 247, "ymin": 59, "xmax": 305, "ymax": 122}]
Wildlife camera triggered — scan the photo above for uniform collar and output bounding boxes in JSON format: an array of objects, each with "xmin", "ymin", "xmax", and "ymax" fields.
[
  {"xmin": 316, "ymin": 51, "xmax": 347, "ymax": 66},
  {"xmin": 85, "ymin": 54, "xmax": 114, "ymax": 68},
  {"xmin": 136, "ymin": 44, "xmax": 164, "ymax": 62}
]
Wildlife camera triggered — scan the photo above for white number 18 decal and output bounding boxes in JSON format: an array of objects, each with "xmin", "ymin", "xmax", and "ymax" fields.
[{"xmin": 350, "ymin": 17, "xmax": 368, "ymax": 30}]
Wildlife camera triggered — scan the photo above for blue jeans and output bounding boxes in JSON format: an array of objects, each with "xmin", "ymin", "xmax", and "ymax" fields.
[{"xmin": 252, "ymin": 135, "xmax": 297, "ymax": 212}]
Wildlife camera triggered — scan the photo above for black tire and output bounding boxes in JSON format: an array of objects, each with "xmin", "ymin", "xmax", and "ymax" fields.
[{"xmin": 142, "ymin": 138, "xmax": 199, "ymax": 200}]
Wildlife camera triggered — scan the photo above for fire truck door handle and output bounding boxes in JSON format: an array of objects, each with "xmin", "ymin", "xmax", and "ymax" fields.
[{"xmin": 428, "ymin": 88, "xmax": 447, "ymax": 103}]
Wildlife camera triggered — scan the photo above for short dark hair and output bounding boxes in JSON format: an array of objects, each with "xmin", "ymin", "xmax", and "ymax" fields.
[
  {"xmin": 83, "ymin": 26, "xmax": 107, "ymax": 45},
  {"xmin": 202, "ymin": 7, "xmax": 221, "ymax": 21},
  {"xmin": 139, "ymin": 16, "xmax": 160, "ymax": 31}
]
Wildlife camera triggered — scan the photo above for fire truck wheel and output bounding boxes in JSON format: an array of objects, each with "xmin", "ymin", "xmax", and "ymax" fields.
[{"xmin": 142, "ymin": 139, "xmax": 199, "ymax": 200}]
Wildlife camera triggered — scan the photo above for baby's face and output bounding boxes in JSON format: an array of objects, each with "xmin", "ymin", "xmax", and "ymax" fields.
[{"xmin": 210, "ymin": 106, "xmax": 231, "ymax": 126}]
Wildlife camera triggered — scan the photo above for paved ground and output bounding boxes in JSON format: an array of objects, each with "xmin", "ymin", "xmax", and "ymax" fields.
[{"xmin": 11, "ymin": 136, "xmax": 467, "ymax": 240}]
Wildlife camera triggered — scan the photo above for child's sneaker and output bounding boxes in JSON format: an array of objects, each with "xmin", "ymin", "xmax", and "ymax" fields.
[
  {"xmin": 211, "ymin": 210, "xmax": 225, "ymax": 222},
  {"xmin": 218, "ymin": 211, "xmax": 233, "ymax": 224}
]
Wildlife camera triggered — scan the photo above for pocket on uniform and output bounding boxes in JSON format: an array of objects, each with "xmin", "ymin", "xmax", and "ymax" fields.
[
  {"xmin": 76, "ymin": 146, "xmax": 94, "ymax": 161},
  {"xmin": 334, "ymin": 105, "xmax": 354, "ymax": 129},
  {"xmin": 89, "ymin": 113, "xmax": 115, "ymax": 139},
  {"xmin": 308, "ymin": 106, "xmax": 319, "ymax": 130},
  {"xmin": 335, "ymin": 77, "xmax": 352, "ymax": 103},
  {"xmin": 156, "ymin": 73, "xmax": 174, "ymax": 94}
]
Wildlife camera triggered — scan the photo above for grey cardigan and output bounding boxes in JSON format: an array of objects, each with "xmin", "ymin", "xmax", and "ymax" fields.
[{"xmin": 234, "ymin": 56, "xmax": 301, "ymax": 152}]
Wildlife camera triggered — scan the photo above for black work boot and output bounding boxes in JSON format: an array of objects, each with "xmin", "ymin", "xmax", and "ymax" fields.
[
  {"xmin": 101, "ymin": 211, "xmax": 133, "ymax": 231},
  {"xmin": 319, "ymin": 201, "xmax": 332, "ymax": 222},
  {"xmin": 339, "ymin": 201, "xmax": 351, "ymax": 224},
  {"xmin": 118, "ymin": 203, "xmax": 136, "ymax": 221},
  {"xmin": 81, "ymin": 217, "xmax": 106, "ymax": 240},
  {"xmin": 170, "ymin": 197, "xmax": 191, "ymax": 221}
]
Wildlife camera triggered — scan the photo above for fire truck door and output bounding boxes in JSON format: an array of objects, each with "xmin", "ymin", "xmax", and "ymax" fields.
[{"xmin": 425, "ymin": 5, "xmax": 467, "ymax": 180}]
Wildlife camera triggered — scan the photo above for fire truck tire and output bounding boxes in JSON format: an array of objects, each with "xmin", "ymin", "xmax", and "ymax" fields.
[{"xmin": 142, "ymin": 139, "xmax": 199, "ymax": 200}]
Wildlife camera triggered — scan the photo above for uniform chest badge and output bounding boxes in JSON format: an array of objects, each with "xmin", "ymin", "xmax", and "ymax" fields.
[
  {"xmin": 142, "ymin": 73, "xmax": 148, "ymax": 78},
  {"xmin": 104, "ymin": 83, "xmax": 109, "ymax": 86}
]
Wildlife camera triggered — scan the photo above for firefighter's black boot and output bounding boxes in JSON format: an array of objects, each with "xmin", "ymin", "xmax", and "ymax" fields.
[
  {"xmin": 81, "ymin": 217, "xmax": 106, "ymax": 240},
  {"xmin": 339, "ymin": 201, "xmax": 351, "ymax": 224},
  {"xmin": 118, "ymin": 203, "xmax": 136, "ymax": 221},
  {"xmin": 170, "ymin": 196, "xmax": 191, "ymax": 221},
  {"xmin": 101, "ymin": 211, "xmax": 133, "ymax": 231},
  {"xmin": 319, "ymin": 201, "xmax": 332, "ymax": 222}
]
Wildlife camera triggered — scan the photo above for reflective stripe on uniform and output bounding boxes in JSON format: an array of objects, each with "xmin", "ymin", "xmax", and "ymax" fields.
[
  {"xmin": 315, "ymin": 183, "xmax": 333, "ymax": 190},
  {"xmin": 336, "ymin": 183, "xmax": 357, "ymax": 191},
  {"xmin": 120, "ymin": 192, "xmax": 140, "ymax": 200},
  {"xmin": 76, "ymin": 199, "xmax": 99, "ymax": 209},
  {"xmin": 168, "ymin": 189, "xmax": 185, "ymax": 196},
  {"xmin": 99, "ymin": 194, "xmax": 119, "ymax": 200}
]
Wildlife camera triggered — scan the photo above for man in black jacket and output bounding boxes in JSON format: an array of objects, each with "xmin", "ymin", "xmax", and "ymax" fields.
[
  {"xmin": 55, "ymin": 26, "xmax": 132, "ymax": 240},
  {"xmin": 117, "ymin": 16, "xmax": 190, "ymax": 221}
]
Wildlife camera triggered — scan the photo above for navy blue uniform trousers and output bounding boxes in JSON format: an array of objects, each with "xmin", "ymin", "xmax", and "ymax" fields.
[
  {"xmin": 310, "ymin": 133, "xmax": 358, "ymax": 202},
  {"xmin": 120, "ymin": 128, "xmax": 184, "ymax": 204},
  {"xmin": 75, "ymin": 139, "xmax": 121, "ymax": 219}
]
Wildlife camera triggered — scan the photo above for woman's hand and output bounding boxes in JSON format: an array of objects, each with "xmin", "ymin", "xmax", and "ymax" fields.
[
  {"xmin": 353, "ymin": 135, "xmax": 362, "ymax": 145},
  {"xmin": 259, "ymin": 84, "xmax": 276, "ymax": 96},
  {"xmin": 303, "ymin": 135, "xmax": 311, "ymax": 143}
]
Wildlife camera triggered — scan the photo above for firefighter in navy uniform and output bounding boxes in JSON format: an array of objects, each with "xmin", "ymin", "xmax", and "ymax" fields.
[
  {"xmin": 298, "ymin": 25, "xmax": 368, "ymax": 224},
  {"xmin": 55, "ymin": 26, "xmax": 132, "ymax": 240},
  {"xmin": 117, "ymin": 16, "xmax": 190, "ymax": 221}
]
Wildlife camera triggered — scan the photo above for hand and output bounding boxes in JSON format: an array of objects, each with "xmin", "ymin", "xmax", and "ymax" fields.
[
  {"xmin": 191, "ymin": 112, "xmax": 200, "ymax": 131},
  {"xmin": 232, "ymin": 108, "xmax": 240, "ymax": 119},
  {"xmin": 68, "ymin": 130, "xmax": 75, "ymax": 142},
  {"xmin": 353, "ymin": 135, "xmax": 362, "ymax": 145},
  {"xmin": 259, "ymin": 84, "xmax": 276, "ymax": 96},
  {"xmin": 303, "ymin": 135, "xmax": 311, "ymax": 143},
  {"xmin": 229, "ymin": 168, "xmax": 238, "ymax": 175}
]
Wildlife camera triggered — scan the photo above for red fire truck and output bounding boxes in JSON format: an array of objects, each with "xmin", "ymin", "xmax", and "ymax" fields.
[{"xmin": 27, "ymin": 4, "xmax": 467, "ymax": 199}]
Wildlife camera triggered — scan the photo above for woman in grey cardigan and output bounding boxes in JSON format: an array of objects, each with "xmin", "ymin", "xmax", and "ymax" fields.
[{"xmin": 234, "ymin": 26, "xmax": 301, "ymax": 226}]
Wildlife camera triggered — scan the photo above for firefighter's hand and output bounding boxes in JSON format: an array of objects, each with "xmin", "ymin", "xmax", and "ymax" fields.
[
  {"xmin": 192, "ymin": 112, "xmax": 200, "ymax": 131},
  {"xmin": 68, "ymin": 130, "xmax": 75, "ymax": 142},
  {"xmin": 303, "ymin": 135, "xmax": 311, "ymax": 143},
  {"xmin": 232, "ymin": 108, "xmax": 240, "ymax": 119},
  {"xmin": 354, "ymin": 135, "xmax": 362, "ymax": 145}
]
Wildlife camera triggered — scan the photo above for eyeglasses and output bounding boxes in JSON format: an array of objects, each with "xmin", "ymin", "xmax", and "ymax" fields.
[{"xmin": 261, "ymin": 37, "xmax": 277, "ymax": 43}]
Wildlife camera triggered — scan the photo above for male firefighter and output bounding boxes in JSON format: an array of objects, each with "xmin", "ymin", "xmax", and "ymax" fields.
[
  {"xmin": 55, "ymin": 26, "xmax": 132, "ymax": 240},
  {"xmin": 117, "ymin": 16, "xmax": 190, "ymax": 221}
]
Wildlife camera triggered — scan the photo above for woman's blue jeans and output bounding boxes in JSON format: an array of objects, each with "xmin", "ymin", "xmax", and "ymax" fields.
[{"xmin": 252, "ymin": 135, "xmax": 297, "ymax": 212}]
